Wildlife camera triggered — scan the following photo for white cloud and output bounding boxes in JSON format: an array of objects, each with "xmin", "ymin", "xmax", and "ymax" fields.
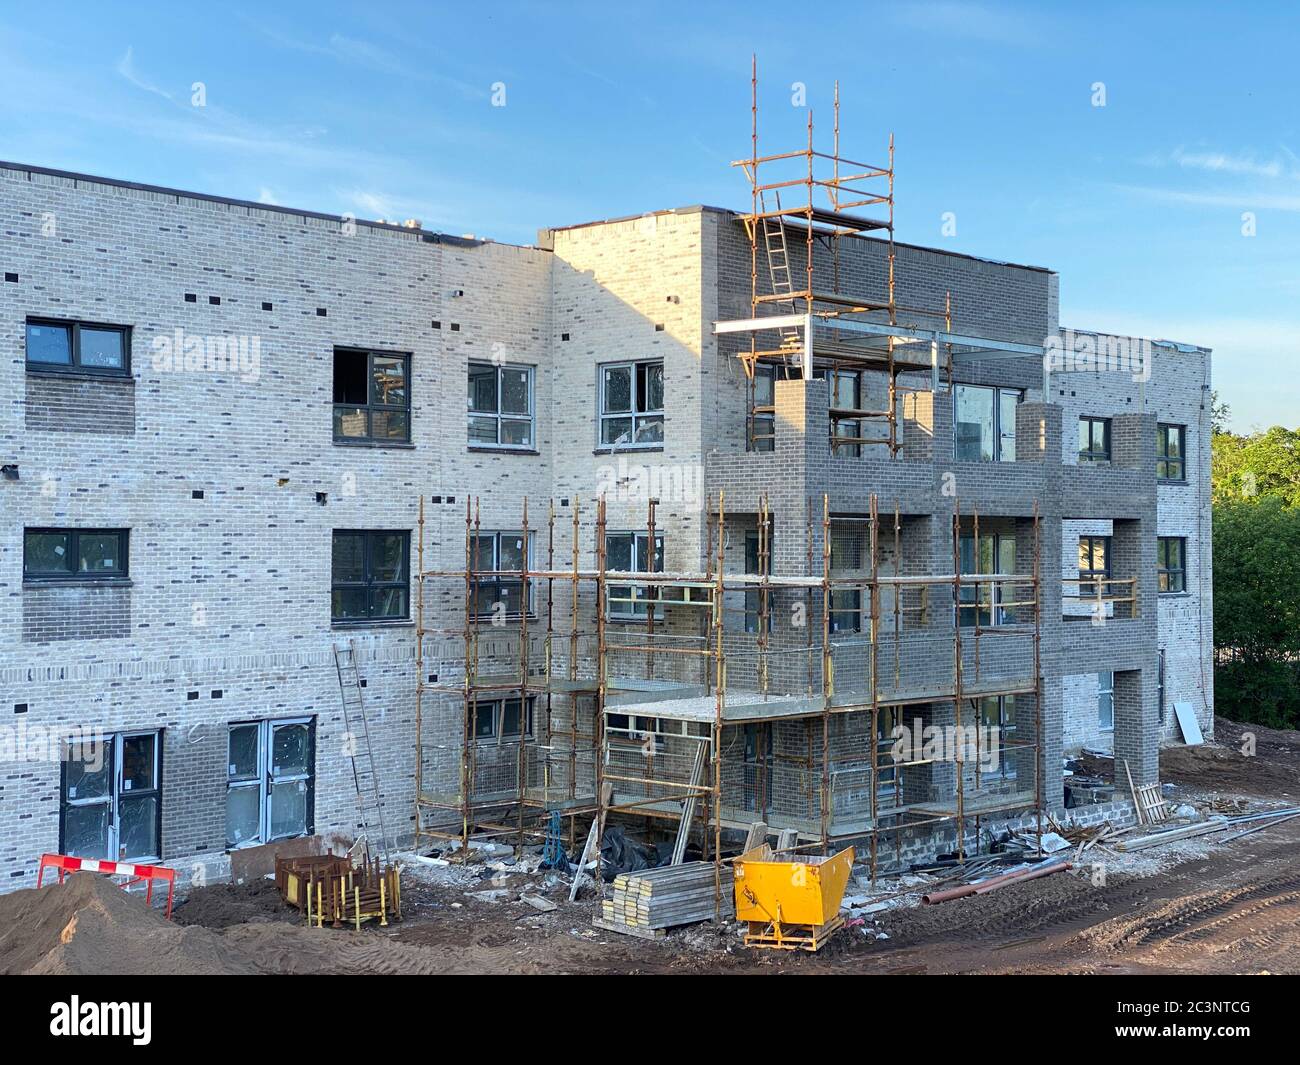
[
  {"xmin": 115, "ymin": 46, "xmax": 174, "ymax": 101},
  {"xmin": 1171, "ymin": 147, "xmax": 1285, "ymax": 179},
  {"xmin": 256, "ymin": 187, "xmax": 278, "ymax": 205}
]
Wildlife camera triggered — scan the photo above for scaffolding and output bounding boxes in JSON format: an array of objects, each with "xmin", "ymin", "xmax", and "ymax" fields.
[{"xmin": 413, "ymin": 491, "xmax": 1044, "ymax": 919}]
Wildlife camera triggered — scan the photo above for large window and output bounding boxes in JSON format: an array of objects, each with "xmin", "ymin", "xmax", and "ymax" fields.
[
  {"xmin": 26, "ymin": 318, "xmax": 130, "ymax": 376},
  {"xmin": 959, "ymin": 533, "xmax": 1015, "ymax": 626},
  {"xmin": 606, "ymin": 531, "xmax": 663, "ymax": 619},
  {"xmin": 1078, "ymin": 416, "xmax": 1112, "ymax": 464},
  {"xmin": 333, "ymin": 348, "xmax": 410, "ymax": 443},
  {"xmin": 1157, "ymin": 424, "xmax": 1186, "ymax": 481},
  {"xmin": 468, "ymin": 362, "xmax": 534, "ymax": 448},
  {"xmin": 61, "ymin": 731, "xmax": 161, "ymax": 862},
  {"xmin": 471, "ymin": 530, "xmax": 536, "ymax": 619},
  {"xmin": 24, "ymin": 528, "xmax": 128, "ymax": 581},
  {"xmin": 599, "ymin": 359, "xmax": 664, "ymax": 448},
  {"xmin": 1157, "ymin": 536, "xmax": 1186, "ymax": 593},
  {"xmin": 830, "ymin": 527, "xmax": 864, "ymax": 633},
  {"xmin": 875, "ymin": 706, "xmax": 903, "ymax": 806},
  {"xmin": 821, "ymin": 368, "xmax": 865, "ymax": 456},
  {"xmin": 1078, "ymin": 535, "xmax": 1111, "ymax": 597},
  {"xmin": 1098, "ymin": 670, "xmax": 1115, "ymax": 731},
  {"xmin": 978, "ymin": 695, "xmax": 1017, "ymax": 779},
  {"xmin": 226, "ymin": 718, "xmax": 314, "ymax": 849},
  {"xmin": 473, "ymin": 696, "xmax": 535, "ymax": 745},
  {"xmin": 954, "ymin": 385, "xmax": 1019, "ymax": 462},
  {"xmin": 750, "ymin": 365, "xmax": 776, "ymax": 452},
  {"xmin": 331, "ymin": 531, "xmax": 410, "ymax": 622}
]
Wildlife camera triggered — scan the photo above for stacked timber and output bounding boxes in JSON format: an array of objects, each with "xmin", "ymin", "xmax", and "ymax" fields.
[{"xmin": 596, "ymin": 862, "xmax": 733, "ymax": 938}]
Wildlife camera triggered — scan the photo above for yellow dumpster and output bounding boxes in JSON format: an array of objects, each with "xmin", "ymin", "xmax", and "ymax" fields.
[{"xmin": 733, "ymin": 844, "xmax": 855, "ymax": 952}]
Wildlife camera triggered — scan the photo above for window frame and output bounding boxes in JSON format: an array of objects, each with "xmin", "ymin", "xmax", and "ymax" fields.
[
  {"xmin": 597, "ymin": 358, "xmax": 665, "ymax": 450},
  {"xmin": 1097, "ymin": 670, "xmax": 1115, "ymax": 732},
  {"xmin": 467, "ymin": 361, "xmax": 536, "ymax": 450},
  {"xmin": 332, "ymin": 347, "xmax": 412, "ymax": 445},
  {"xmin": 605, "ymin": 531, "xmax": 664, "ymax": 620},
  {"xmin": 470, "ymin": 530, "xmax": 537, "ymax": 621},
  {"xmin": 1078, "ymin": 416, "xmax": 1113, "ymax": 464},
  {"xmin": 1078, "ymin": 534, "xmax": 1112, "ymax": 597},
  {"xmin": 1157, "ymin": 536, "xmax": 1187, "ymax": 594},
  {"xmin": 978, "ymin": 695, "xmax": 1017, "ymax": 779},
  {"xmin": 23, "ymin": 528, "xmax": 130, "ymax": 583},
  {"xmin": 331, "ymin": 529, "xmax": 411, "ymax": 624},
  {"xmin": 472, "ymin": 696, "xmax": 536, "ymax": 746},
  {"xmin": 25, "ymin": 317, "xmax": 131, "ymax": 377},
  {"xmin": 954, "ymin": 384, "xmax": 1021, "ymax": 462},
  {"xmin": 225, "ymin": 717, "xmax": 316, "ymax": 850},
  {"xmin": 959, "ymin": 532, "xmax": 1016, "ymax": 627},
  {"xmin": 60, "ymin": 729, "xmax": 163, "ymax": 864},
  {"xmin": 1157, "ymin": 423, "xmax": 1186, "ymax": 482}
]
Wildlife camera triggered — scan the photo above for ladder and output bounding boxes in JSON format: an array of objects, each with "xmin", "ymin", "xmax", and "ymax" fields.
[
  {"xmin": 757, "ymin": 190, "xmax": 804, "ymax": 355},
  {"xmin": 332, "ymin": 640, "xmax": 392, "ymax": 863}
]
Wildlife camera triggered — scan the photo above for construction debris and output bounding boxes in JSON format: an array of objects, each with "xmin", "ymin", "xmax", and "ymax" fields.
[{"xmin": 922, "ymin": 859, "xmax": 1072, "ymax": 904}]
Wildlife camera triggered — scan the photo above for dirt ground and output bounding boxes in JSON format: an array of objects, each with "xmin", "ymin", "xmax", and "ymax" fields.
[{"xmin": 4, "ymin": 717, "xmax": 1298, "ymax": 975}]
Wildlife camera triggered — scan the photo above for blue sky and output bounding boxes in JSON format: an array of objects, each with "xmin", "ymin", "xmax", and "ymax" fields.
[{"xmin": 1, "ymin": 1, "xmax": 1295, "ymax": 431}]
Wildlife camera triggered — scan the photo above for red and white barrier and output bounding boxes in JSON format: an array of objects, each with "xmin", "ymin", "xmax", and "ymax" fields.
[{"xmin": 37, "ymin": 853, "xmax": 176, "ymax": 918}]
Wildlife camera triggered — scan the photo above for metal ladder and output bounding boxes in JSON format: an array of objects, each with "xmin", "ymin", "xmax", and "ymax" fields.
[
  {"xmin": 332, "ymin": 640, "xmax": 391, "ymax": 863},
  {"xmin": 758, "ymin": 190, "xmax": 804, "ymax": 354}
]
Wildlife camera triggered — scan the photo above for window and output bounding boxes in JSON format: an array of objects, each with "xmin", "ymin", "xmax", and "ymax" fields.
[
  {"xmin": 1078, "ymin": 535, "xmax": 1111, "ymax": 597},
  {"xmin": 876, "ymin": 706, "xmax": 903, "ymax": 805},
  {"xmin": 226, "ymin": 718, "xmax": 314, "ymax": 848},
  {"xmin": 1098, "ymin": 671, "xmax": 1115, "ymax": 731},
  {"xmin": 1157, "ymin": 650, "xmax": 1166, "ymax": 724},
  {"xmin": 959, "ymin": 533, "xmax": 1015, "ymax": 627},
  {"xmin": 743, "ymin": 529, "xmax": 771, "ymax": 634},
  {"xmin": 1157, "ymin": 424, "xmax": 1186, "ymax": 481},
  {"xmin": 468, "ymin": 362, "xmax": 534, "ymax": 448},
  {"xmin": 472, "ymin": 697, "xmax": 535, "ymax": 745},
  {"xmin": 606, "ymin": 711, "xmax": 664, "ymax": 751},
  {"xmin": 750, "ymin": 366, "xmax": 776, "ymax": 452},
  {"xmin": 26, "ymin": 318, "xmax": 130, "ymax": 376},
  {"xmin": 830, "ymin": 527, "xmax": 864, "ymax": 633},
  {"xmin": 820, "ymin": 368, "xmax": 865, "ymax": 457},
  {"xmin": 599, "ymin": 359, "xmax": 664, "ymax": 448},
  {"xmin": 1158, "ymin": 536, "xmax": 1186, "ymax": 593},
  {"xmin": 978, "ymin": 695, "xmax": 1017, "ymax": 779},
  {"xmin": 24, "ymin": 528, "xmax": 128, "ymax": 581},
  {"xmin": 333, "ymin": 348, "xmax": 410, "ymax": 443},
  {"xmin": 1078, "ymin": 416, "xmax": 1112, "ymax": 464},
  {"xmin": 61, "ymin": 731, "xmax": 161, "ymax": 862},
  {"xmin": 471, "ymin": 531, "xmax": 536, "ymax": 618},
  {"xmin": 954, "ymin": 385, "xmax": 1020, "ymax": 462},
  {"xmin": 331, "ymin": 531, "xmax": 410, "ymax": 622},
  {"xmin": 607, "ymin": 531, "xmax": 663, "ymax": 619}
]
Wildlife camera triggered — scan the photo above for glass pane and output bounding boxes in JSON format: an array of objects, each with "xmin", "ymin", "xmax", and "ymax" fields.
[
  {"xmin": 371, "ymin": 356, "xmax": 407, "ymax": 406},
  {"xmin": 271, "ymin": 723, "xmax": 310, "ymax": 777},
  {"xmin": 500, "ymin": 419, "xmax": 532, "ymax": 446},
  {"xmin": 77, "ymin": 532, "xmax": 123, "ymax": 574},
  {"xmin": 332, "ymin": 533, "xmax": 366, "ymax": 582},
  {"xmin": 1167, "ymin": 430, "xmax": 1182, "ymax": 459},
  {"xmin": 333, "ymin": 350, "xmax": 368, "ymax": 404},
  {"xmin": 332, "ymin": 587, "xmax": 369, "ymax": 619},
  {"xmin": 371, "ymin": 585, "xmax": 408, "ymax": 618},
  {"xmin": 65, "ymin": 738, "xmax": 111, "ymax": 801},
  {"xmin": 602, "ymin": 417, "xmax": 633, "ymax": 446},
  {"xmin": 640, "ymin": 362, "xmax": 664, "ymax": 412},
  {"xmin": 493, "ymin": 580, "xmax": 524, "ymax": 615},
  {"xmin": 471, "ymin": 534, "xmax": 496, "ymax": 571},
  {"xmin": 500, "ymin": 368, "xmax": 530, "ymax": 415},
  {"xmin": 370, "ymin": 409, "xmax": 409, "ymax": 441},
  {"xmin": 228, "ymin": 724, "xmax": 260, "ymax": 781},
  {"xmin": 120, "ymin": 734, "xmax": 155, "ymax": 792},
  {"xmin": 998, "ymin": 391, "xmax": 1018, "ymax": 461},
  {"xmin": 602, "ymin": 366, "xmax": 632, "ymax": 413},
  {"xmin": 118, "ymin": 795, "xmax": 158, "ymax": 859},
  {"xmin": 269, "ymin": 780, "xmax": 308, "ymax": 839},
  {"xmin": 469, "ymin": 415, "xmax": 499, "ymax": 444},
  {"xmin": 498, "ymin": 534, "xmax": 526, "ymax": 572},
  {"xmin": 226, "ymin": 786, "xmax": 262, "ymax": 847},
  {"xmin": 606, "ymin": 535, "xmax": 633, "ymax": 572},
  {"xmin": 333, "ymin": 406, "xmax": 369, "ymax": 439},
  {"xmin": 64, "ymin": 803, "xmax": 111, "ymax": 859},
  {"xmin": 370, "ymin": 533, "xmax": 406, "ymax": 582},
  {"xmin": 754, "ymin": 368, "xmax": 774, "ymax": 405},
  {"xmin": 26, "ymin": 323, "xmax": 72, "ymax": 364},
  {"xmin": 1078, "ymin": 419, "xmax": 1091, "ymax": 454},
  {"xmin": 475, "ymin": 703, "xmax": 496, "ymax": 739},
  {"xmin": 954, "ymin": 386, "xmax": 993, "ymax": 461},
  {"xmin": 79, "ymin": 328, "xmax": 126, "ymax": 369},
  {"xmin": 634, "ymin": 415, "xmax": 664, "ymax": 444},
  {"xmin": 467, "ymin": 364, "xmax": 498, "ymax": 413},
  {"xmin": 502, "ymin": 699, "xmax": 523, "ymax": 737},
  {"xmin": 25, "ymin": 531, "xmax": 73, "ymax": 576}
]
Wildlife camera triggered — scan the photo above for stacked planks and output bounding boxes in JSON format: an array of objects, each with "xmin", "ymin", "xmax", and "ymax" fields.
[{"xmin": 596, "ymin": 862, "xmax": 733, "ymax": 938}]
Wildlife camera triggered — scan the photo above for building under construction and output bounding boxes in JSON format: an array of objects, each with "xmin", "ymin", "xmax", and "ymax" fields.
[{"xmin": 0, "ymin": 70, "xmax": 1212, "ymax": 891}]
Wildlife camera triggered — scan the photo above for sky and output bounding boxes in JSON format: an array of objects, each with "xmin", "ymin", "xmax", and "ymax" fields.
[{"xmin": 1, "ymin": 0, "xmax": 1296, "ymax": 432}]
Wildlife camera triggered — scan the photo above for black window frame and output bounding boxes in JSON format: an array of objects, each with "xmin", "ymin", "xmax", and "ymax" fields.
[
  {"xmin": 1077, "ymin": 534, "xmax": 1111, "ymax": 597},
  {"xmin": 467, "ymin": 361, "xmax": 536, "ymax": 450},
  {"xmin": 23, "ymin": 528, "xmax": 130, "ymax": 583},
  {"xmin": 1157, "ymin": 536, "xmax": 1186, "ymax": 594},
  {"xmin": 1078, "ymin": 416, "xmax": 1112, "ymax": 464},
  {"xmin": 25, "ymin": 317, "xmax": 131, "ymax": 378},
  {"xmin": 331, "ymin": 529, "xmax": 411, "ymax": 624},
  {"xmin": 332, "ymin": 347, "xmax": 412, "ymax": 445},
  {"xmin": 954, "ymin": 384, "xmax": 1021, "ymax": 462},
  {"xmin": 598, "ymin": 358, "xmax": 665, "ymax": 450},
  {"xmin": 1157, "ymin": 423, "xmax": 1186, "ymax": 482}
]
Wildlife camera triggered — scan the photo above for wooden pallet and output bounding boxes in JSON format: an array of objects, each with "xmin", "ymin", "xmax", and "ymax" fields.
[
  {"xmin": 743, "ymin": 913, "xmax": 844, "ymax": 953},
  {"xmin": 593, "ymin": 917, "xmax": 666, "ymax": 941}
]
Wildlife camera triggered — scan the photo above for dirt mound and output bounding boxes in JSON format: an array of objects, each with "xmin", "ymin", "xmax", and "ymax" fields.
[{"xmin": 173, "ymin": 877, "xmax": 290, "ymax": 930}]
